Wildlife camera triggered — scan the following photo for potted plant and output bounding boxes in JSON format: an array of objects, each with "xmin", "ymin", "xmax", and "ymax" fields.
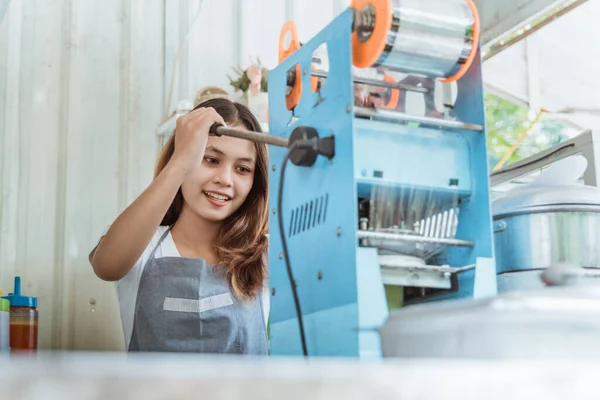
[{"xmin": 228, "ymin": 59, "xmax": 269, "ymax": 123}]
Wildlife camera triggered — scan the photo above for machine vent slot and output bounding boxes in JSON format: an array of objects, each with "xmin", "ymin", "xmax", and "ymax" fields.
[
  {"xmin": 288, "ymin": 209, "xmax": 295, "ymax": 237},
  {"xmin": 289, "ymin": 193, "xmax": 329, "ymax": 237}
]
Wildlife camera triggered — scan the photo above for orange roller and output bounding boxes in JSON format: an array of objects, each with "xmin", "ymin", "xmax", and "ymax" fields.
[
  {"xmin": 380, "ymin": 73, "xmax": 400, "ymax": 110},
  {"xmin": 278, "ymin": 21, "xmax": 300, "ymax": 64},
  {"xmin": 350, "ymin": 0, "xmax": 481, "ymax": 82},
  {"xmin": 350, "ymin": 0, "xmax": 392, "ymax": 69},
  {"xmin": 441, "ymin": 0, "xmax": 480, "ymax": 83},
  {"xmin": 278, "ymin": 21, "xmax": 319, "ymax": 110},
  {"xmin": 279, "ymin": 21, "xmax": 302, "ymax": 110}
]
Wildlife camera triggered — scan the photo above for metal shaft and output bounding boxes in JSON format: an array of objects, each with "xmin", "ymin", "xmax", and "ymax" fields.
[
  {"xmin": 287, "ymin": 68, "xmax": 429, "ymax": 94},
  {"xmin": 357, "ymin": 230, "xmax": 474, "ymax": 248},
  {"xmin": 311, "ymin": 69, "xmax": 429, "ymax": 94},
  {"xmin": 354, "ymin": 107, "xmax": 484, "ymax": 132},
  {"xmin": 212, "ymin": 125, "xmax": 289, "ymax": 148}
]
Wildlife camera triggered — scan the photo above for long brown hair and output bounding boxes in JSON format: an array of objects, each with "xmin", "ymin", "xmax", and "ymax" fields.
[{"xmin": 155, "ymin": 98, "xmax": 269, "ymax": 300}]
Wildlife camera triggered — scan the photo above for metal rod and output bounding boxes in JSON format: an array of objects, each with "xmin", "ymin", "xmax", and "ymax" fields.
[
  {"xmin": 213, "ymin": 126, "xmax": 289, "ymax": 148},
  {"xmin": 379, "ymin": 263, "xmax": 455, "ymax": 273},
  {"xmin": 379, "ymin": 255, "xmax": 477, "ymax": 273},
  {"xmin": 453, "ymin": 263, "xmax": 477, "ymax": 272},
  {"xmin": 311, "ymin": 70, "xmax": 429, "ymax": 94},
  {"xmin": 354, "ymin": 107, "xmax": 484, "ymax": 132},
  {"xmin": 357, "ymin": 230, "xmax": 474, "ymax": 248}
]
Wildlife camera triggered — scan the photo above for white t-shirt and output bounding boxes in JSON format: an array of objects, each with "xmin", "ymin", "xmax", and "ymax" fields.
[{"xmin": 106, "ymin": 226, "xmax": 270, "ymax": 349}]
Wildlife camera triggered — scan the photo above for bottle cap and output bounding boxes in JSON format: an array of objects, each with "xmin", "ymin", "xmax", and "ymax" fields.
[{"xmin": 2, "ymin": 277, "xmax": 37, "ymax": 308}]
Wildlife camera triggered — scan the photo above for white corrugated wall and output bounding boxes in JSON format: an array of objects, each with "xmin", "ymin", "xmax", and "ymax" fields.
[{"xmin": 0, "ymin": 0, "xmax": 347, "ymax": 351}]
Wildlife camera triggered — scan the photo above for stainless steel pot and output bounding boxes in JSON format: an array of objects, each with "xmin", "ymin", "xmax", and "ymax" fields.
[
  {"xmin": 491, "ymin": 184, "xmax": 600, "ymax": 291},
  {"xmin": 380, "ymin": 285, "xmax": 600, "ymax": 359}
]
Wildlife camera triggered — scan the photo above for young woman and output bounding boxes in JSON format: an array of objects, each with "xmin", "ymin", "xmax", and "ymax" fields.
[{"xmin": 90, "ymin": 98, "xmax": 269, "ymax": 354}]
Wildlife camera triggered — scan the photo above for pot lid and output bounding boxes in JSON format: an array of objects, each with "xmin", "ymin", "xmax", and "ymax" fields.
[
  {"xmin": 492, "ymin": 184, "xmax": 600, "ymax": 216},
  {"xmin": 383, "ymin": 284, "xmax": 600, "ymax": 328}
]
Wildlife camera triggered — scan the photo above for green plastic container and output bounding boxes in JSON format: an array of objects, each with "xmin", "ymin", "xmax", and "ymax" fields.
[{"xmin": 0, "ymin": 295, "xmax": 9, "ymax": 352}]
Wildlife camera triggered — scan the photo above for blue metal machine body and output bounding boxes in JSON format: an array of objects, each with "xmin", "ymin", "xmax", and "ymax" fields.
[{"xmin": 267, "ymin": 9, "xmax": 496, "ymax": 357}]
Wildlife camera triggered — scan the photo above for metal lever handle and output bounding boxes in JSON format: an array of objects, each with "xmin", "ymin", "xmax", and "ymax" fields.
[
  {"xmin": 208, "ymin": 123, "xmax": 289, "ymax": 148},
  {"xmin": 209, "ymin": 123, "xmax": 224, "ymax": 137}
]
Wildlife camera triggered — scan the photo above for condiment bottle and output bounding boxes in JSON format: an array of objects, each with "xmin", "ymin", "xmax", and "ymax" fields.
[{"xmin": 2, "ymin": 277, "xmax": 38, "ymax": 352}]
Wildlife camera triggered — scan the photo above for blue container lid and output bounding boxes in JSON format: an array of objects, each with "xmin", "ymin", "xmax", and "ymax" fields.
[{"xmin": 2, "ymin": 277, "xmax": 37, "ymax": 309}]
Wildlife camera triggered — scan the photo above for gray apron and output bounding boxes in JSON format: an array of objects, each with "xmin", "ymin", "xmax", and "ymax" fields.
[{"xmin": 128, "ymin": 227, "xmax": 268, "ymax": 354}]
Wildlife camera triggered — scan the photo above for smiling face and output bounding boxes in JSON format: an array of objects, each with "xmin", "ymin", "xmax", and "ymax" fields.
[{"xmin": 180, "ymin": 125, "xmax": 257, "ymax": 224}]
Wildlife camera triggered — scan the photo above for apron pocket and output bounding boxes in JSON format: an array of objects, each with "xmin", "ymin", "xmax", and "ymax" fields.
[{"xmin": 163, "ymin": 293, "xmax": 234, "ymax": 313}]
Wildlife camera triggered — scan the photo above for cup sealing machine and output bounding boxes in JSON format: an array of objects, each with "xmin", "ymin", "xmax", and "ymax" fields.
[{"xmin": 209, "ymin": 0, "xmax": 497, "ymax": 357}]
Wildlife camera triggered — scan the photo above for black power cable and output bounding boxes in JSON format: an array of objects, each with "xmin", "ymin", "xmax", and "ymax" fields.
[
  {"xmin": 277, "ymin": 141, "xmax": 308, "ymax": 356},
  {"xmin": 276, "ymin": 135, "xmax": 335, "ymax": 357}
]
